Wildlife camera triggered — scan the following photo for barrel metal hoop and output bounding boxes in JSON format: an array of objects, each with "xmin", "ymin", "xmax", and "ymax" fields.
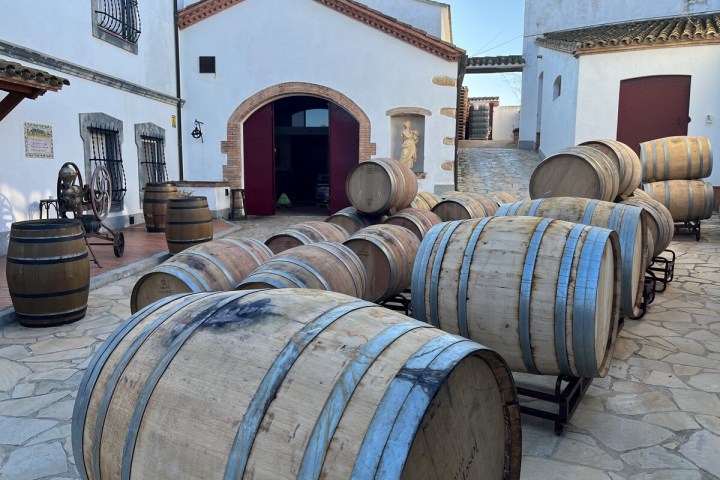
[
  {"xmin": 428, "ymin": 221, "xmax": 463, "ymax": 328},
  {"xmin": 410, "ymin": 222, "xmax": 448, "ymax": 321},
  {"xmin": 244, "ymin": 268, "xmax": 305, "ymax": 288},
  {"xmin": 166, "ymin": 219, "xmax": 213, "ymax": 225},
  {"xmin": 519, "ymin": 218, "xmax": 553, "ymax": 375},
  {"xmin": 159, "ymin": 264, "xmax": 212, "ymax": 291},
  {"xmin": 299, "ymin": 322, "xmax": 429, "ymax": 479},
  {"xmin": 307, "ymin": 242, "xmax": 365, "ymax": 298},
  {"xmin": 270, "ymin": 257, "xmax": 332, "ymax": 290},
  {"xmin": 688, "ymin": 181, "xmax": 694, "ymax": 222},
  {"xmin": 616, "ymin": 206, "xmax": 641, "ymax": 315},
  {"xmin": 9, "ymin": 232, "xmax": 85, "ymax": 243},
  {"xmin": 581, "ymin": 199, "xmax": 600, "ymax": 225},
  {"xmin": 526, "ymin": 198, "xmax": 543, "ymax": 216},
  {"xmin": 640, "ymin": 144, "xmax": 648, "ymax": 181},
  {"xmin": 351, "ymin": 334, "xmax": 469, "ymax": 478},
  {"xmin": 15, "ymin": 305, "xmax": 87, "ymax": 321},
  {"xmin": 664, "ymin": 182, "xmax": 671, "ymax": 209},
  {"xmin": 222, "ymin": 238, "xmax": 271, "ymax": 264},
  {"xmin": 7, "ymin": 251, "xmax": 89, "ymax": 265},
  {"xmin": 348, "ymin": 234, "xmax": 399, "ymax": 299},
  {"xmin": 223, "ymin": 300, "xmax": 374, "ymax": 480},
  {"xmin": 686, "ymin": 137, "xmax": 694, "ymax": 179},
  {"xmin": 555, "ymin": 223, "xmax": 586, "ymax": 377},
  {"xmin": 10, "ymin": 284, "xmax": 89, "ymax": 299},
  {"xmin": 457, "ymin": 217, "xmax": 492, "ymax": 338},
  {"xmin": 706, "ymin": 138, "xmax": 713, "ymax": 173},
  {"xmin": 167, "ymin": 236, "xmax": 213, "ymax": 244},
  {"xmin": 186, "ymin": 250, "xmax": 236, "ymax": 289},
  {"xmin": 661, "ymin": 137, "xmax": 670, "ymax": 181}
]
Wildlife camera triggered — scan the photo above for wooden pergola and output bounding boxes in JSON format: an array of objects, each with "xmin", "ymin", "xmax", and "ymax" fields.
[{"xmin": 0, "ymin": 59, "xmax": 69, "ymax": 122}]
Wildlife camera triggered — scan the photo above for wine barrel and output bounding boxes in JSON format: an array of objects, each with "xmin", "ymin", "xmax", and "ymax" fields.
[
  {"xmin": 496, "ymin": 197, "xmax": 648, "ymax": 318},
  {"xmin": 443, "ymin": 192, "xmax": 498, "ymax": 216},
  {"xmin": 238, "ymin": 242, "xmax": 366, "ymax": 298},
  {"xmin": 432, "ymin": 194, "xmax": 493, "ymax": 221},
  {"xmin": 640, "ymin": 136, "xmax": 713, "ymax": 182},
  {"xmin": 643, "ymin": 180, "xmax": 714, "ymax": 222},
  {"xmin": 486, "ymin": 191, "xmax": 519, "ymax": 208},
  {"xmin": 6, "ymin": 219, "xmax": 89, "ymax": 327},
  {"xmin": 130, "ymin": 237, "xmax": 273, "ymax": 313},
  {"xmin": 324, "ymin": 207, "xmax": 379, "ymax": 235},
  {"xmin": 529, "ymin": 146, "xmax": 620, "ymax": 202},
  {"xmin": 165, "ymin": 196, "xmax": 213, "ymax": 254},
  {"xmin": 142, "ymin": 183, "xmax": 177, "ymax": 232},
  {"xmin": 346, "ymin": 158, "xmax": 418, "ymax": 215},
  {"xmin": 383, "ymin": 208, "xmax": 442, "ymax": 240},
  {"xmin": 580, "ymin": 139, "xmax": 642, "ymax": 199},
  {"xmin": 411, "ymin": 191, "xmax": 442, "ymax": 211},
  {"xmin": 72, "ymin": 289, "xmax": 521, "ymax": 480},
  {"xmin": 621, "ymin": 196, "xmax": 674, "ymax": 259},
  {"xmin": 265, "ymin": 221, "xmax": 349, "ymax": 254},
  {"xmin": 412, "ymin": 216, "xmax": 621, "ymax": 378},
  {"xmin": 343, "ymin": 224, "xmax": 420, "ymax": 302},
  {"xmin": 631, "ymin": 188, "xmax": 651, "ymax": 200}
]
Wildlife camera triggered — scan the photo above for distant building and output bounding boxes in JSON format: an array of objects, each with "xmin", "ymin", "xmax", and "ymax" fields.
[{"xmin": 519, "ymin": 0, "xmax": 720, "ymax": 187}]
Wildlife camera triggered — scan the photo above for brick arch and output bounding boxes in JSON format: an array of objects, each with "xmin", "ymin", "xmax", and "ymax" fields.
[{"xmin": 221, "ymin": 82, "xmax": 375, "ymax": 188}]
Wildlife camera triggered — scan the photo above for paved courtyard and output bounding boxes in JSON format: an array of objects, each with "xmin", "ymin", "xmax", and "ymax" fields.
[{"xmin": 1, "ymin": 144, "xmax": 720, "ymax": 479}]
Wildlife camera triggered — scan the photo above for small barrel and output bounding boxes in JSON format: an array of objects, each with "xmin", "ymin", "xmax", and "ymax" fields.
[
  {"xmin": 142, "ymin": 183, "xmax": 177, "ymax": 232},
  {"xmin": 238, "ymin": 242, "xmax": 366, "ymax": 298},
  {"xmin": 580, "ymin": 139, "xmax": 642, "ymax": 199},
  {"xmin": 412, "ymin": 216, "xmax": 621, "ymax": 378},
  {"xmin": 343, "ymin": 224, "xmax": 420, "ymax": 302},
  {"xmin": 165, "ymin": 196, "xmax": 213, "ymax": 254},
  {"xmin": 640, "ymin": 136, "xmax": 713, "ymax": 182},
  {"xmin": 496, "ymin": 197, "xmax": 648, "ymax": 319},
  {"xmin": 345, "ymin": 158, "xmax": 418, "ymax": 215},
  {"xmin": 621, "ymin": 196, "xmax": 674, "ymax": 259},
  {"xmin": 486, "ymin": 191, "xmax": 519, "ymax": 208},
  {"xmin": 529, "ymin": 146, "xmax": 620, "ymax": 201},
  {"xmin": 72, "ymin": 289, "xmax": 521, "ymax": 480},
  {"xmin": 265, "ymin": 221, "xmax": 349, "ymax": 254},
  {"xmin": 643, "ymin": 180, "xmax": 714, "ymax": 222},
  {"xmin": 324, "ymin": 207, "xmax": 380, "ymax": 235},
  {"xmin": 383, "ymin": 208, "xmax": 442, "ymax": 240},
  {"xmin": 431, "ymin": 194, "xmax": 493, "ymax": 221},
  {"xmin": 6, "ymin": 219, "xmax": 89, "ymax": 327},
  {"xmin": 411, "ymin": 191, "xmax": 442, "ymax": 211},
  {"xmin": 130, "ymin": 237, "xmax": 273, "ymax": 313}
]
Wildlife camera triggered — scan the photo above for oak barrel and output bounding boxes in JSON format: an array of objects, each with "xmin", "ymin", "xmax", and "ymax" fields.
[
  {"xmin": 346, "ymin": 158, "xmax": 418, "ymax": 215},
  {"xmin": 383, "ymin": 208, "xmax": 442, "ymax": 240},
  {"xmin": 411, "ymin": 191, "xmax": 442, "ymax": 211},
  {"xmin": 580, "ymin": 139, "xmax": 642, "ymax": 199},
  {"xmin": 130, "ymin": 237, "xmax": 273, "ymax": 313},
  {"xmin": 6, "ymin": 219, "xmax": 89, "ymax": 327},
  {"xmin": 324, "ymin": 207, "xmax": 379, "ymax": 235},
  {"xmin": 621, "ymin": 196, "xmax": 674, "ymax": 258},
  {"xmin": 486, "ymin": 191, "xmax": 519, "ymax": 208},
  {"xmin": 412, "ymin": 216, "xmax": 621, "ymax": 378},
  {"xmin": 431, "ymin": 193, "xmax": 494, "ymax": 221},
  {"xmin": 529, "ymin": 146, "xmax": 620, "ymax": 201},
  {"xmin": 343, "ymin": 224, "xmax": 420, "ymax": 302},
  {"xmin": 640, "ymin": 136, "xmax": 713, "ymax": 182},
  {"xmin": 443, "ymin": 191, "xmax": 499, "ymax": 216},
  {"xmin": 496, "ymin": 197, "xmax": 648, "ymax": 318},
  {"xmin": 72, "ymin": 289, "xmax": 521, "ymax": 480},
  {"xmin": 238, "ymin": 242, "xmax": 366, "ymax": 298},
  {"xmin": 142, "ymin": 183, "xmax": 177, "ymax": 232},
  {"xmin": 165, "ymin": 196, "xmax": 213, "ymax": 254},
  {"xmin": 265, "ymin": 221, "xmax": 349, "ymax": 254},
  {"xmin": 643, "ymin": 180, "xmax": 714, "ymax": 222}
]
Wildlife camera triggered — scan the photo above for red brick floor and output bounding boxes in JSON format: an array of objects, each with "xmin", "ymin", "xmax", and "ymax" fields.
[{"xmin": 0, "ymin": 219, "xmax": 233, "ymax": 310}]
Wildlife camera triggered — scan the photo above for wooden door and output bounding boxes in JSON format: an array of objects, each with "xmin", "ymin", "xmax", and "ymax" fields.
[
  {"xmin": 243, "ymin": 103, "xmax": 275, "ymax": 215},
  {"xmin": 328, "ymin": 103, "xmax": 359, "ymax": 214},
  {"xmin": 617, "ymin": 75, "xmax": 691, "ymax": 153}
]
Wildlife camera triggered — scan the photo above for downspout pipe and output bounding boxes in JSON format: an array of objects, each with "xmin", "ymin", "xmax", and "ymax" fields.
[
  {"xmin": 174, "ymin": 0, "xmax": 184, "ymax": 181},
  {"xmin": 454, "ymin": 53, "xmax": 467, "ymax": 190}
]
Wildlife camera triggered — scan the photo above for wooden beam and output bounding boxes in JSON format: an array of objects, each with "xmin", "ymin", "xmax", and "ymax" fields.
[
  {"xmin": 0, "ymin": 92, "xmax": 25, "ymax": 121},
  {"xmin": 0, "ymin": 78, "xmax": 35, "ymax": 95}
]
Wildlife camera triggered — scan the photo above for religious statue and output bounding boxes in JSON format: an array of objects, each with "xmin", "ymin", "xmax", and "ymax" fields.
[{"xmin": 399, "ymin": 120, "xmax": 420, "ymax": 169}]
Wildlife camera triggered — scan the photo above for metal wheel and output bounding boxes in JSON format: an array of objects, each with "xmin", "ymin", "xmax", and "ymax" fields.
[
  {"xmin": 56, "ymin": 162, "xmax": 84, "ymax": 218},
  {"xmin": 90, "ymin": 166, "xmax": 112, "ymax": 221},
  {"xmin": 113, "ymin": 232, "xmax": 125, "ymax": 257}
]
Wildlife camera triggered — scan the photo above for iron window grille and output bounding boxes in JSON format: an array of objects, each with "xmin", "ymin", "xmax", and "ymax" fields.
[
  {"xmin": 140, "ymin": 135, "xmax": 168, "ymax": 185},
  {"xmin": 88, "ymin": 126, "xmax": 127, "ymax": 203},
  {"xmin": 95, "ymin": 0, "xmax": 141, "ymax": 44}
]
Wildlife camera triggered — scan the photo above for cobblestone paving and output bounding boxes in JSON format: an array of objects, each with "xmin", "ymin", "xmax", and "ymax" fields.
[{"xmin": 1, "ymin": 147, "xmax": 720, "ymax": 479}]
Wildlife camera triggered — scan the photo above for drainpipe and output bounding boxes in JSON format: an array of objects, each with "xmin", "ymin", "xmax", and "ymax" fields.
[
  {"xmin": 454, "ymin": 53, "xmax": 467, "ymax": 190},
  {"xmin": 174, "ymin": 0, "xmax": 184, "ymax": 181}
]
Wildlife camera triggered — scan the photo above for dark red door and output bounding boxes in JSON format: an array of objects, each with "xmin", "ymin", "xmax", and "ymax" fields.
[
  {"xmin": 617, "ymin": 75, "xmax": 691, "ymax": 153},
  {"xmin": 328, "ymin": 103, "xmax": 359, "ymax": 214},
  {"xmin": 244, "ymin": 103, "xmax": 275, "ymax": 215}
]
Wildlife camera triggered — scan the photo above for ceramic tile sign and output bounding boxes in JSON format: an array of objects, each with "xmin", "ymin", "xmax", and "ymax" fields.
[{"xmin": 24, "ymin": 122, "xmax": 54, "ymax": 158}]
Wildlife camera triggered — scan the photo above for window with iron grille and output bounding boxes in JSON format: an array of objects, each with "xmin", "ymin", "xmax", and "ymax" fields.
[
  {"xmin": 140, "ymin": 136, "xmax": 168, "ymax": 184},
  {"xmin": 88, "ymin": 127, "xmax": 127, "ymax": 204},
  {"xmin": 92, "ymin": 0, "xmax": 141, "ymax": 53}
]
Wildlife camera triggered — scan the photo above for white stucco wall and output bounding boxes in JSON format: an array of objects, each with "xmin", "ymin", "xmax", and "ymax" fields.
[
  {"xmin": 179, "ymin": 0, "xmax": 459, "ymax": 193},
  {"xmin": 358, "ymin": 0, "xmax": 451, "ymax": 41},
  {"xmin": 493, "ymin": 106, "xmax": 521, "ymax": 141}
]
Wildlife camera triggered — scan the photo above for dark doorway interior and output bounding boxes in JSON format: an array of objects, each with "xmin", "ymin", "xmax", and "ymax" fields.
[{"xmin": 274, "ymin": 96, "xmax": 329, "ymax": 211}]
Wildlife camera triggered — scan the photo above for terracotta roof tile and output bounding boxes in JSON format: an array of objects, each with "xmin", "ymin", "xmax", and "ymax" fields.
[{"xmin": 0, "ymin": 59, "xmax": 70, "ymax": 90}]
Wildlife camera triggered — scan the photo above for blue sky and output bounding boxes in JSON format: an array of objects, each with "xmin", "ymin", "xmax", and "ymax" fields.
[{"xmin": 445, "ymin": 0, "xmax": 525, "ymax": 106}]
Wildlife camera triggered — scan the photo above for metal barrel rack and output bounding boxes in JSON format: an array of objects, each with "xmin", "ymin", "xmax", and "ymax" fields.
[
  {"xmin": 675, "ymin": 220, "xmax": 701, "ymax": 241},
  {"xmin": 516, "ymin": 375, "xmax": 593, "ymax": 435}
]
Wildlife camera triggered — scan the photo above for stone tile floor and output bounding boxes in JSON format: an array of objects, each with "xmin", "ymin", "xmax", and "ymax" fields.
[{"xmin": 1, "ymin": 144, "xmax": 719, "ymax": 479}]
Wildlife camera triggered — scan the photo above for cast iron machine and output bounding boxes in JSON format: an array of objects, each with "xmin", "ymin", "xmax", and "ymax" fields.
[{"xmin": 56, "ymin": 162, "xmax": 124, "ymax": 264}]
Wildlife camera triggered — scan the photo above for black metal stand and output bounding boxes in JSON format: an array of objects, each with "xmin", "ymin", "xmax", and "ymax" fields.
[
  {"xmin": 80, "ymin": 215, "xmax": 124, "ymax": 268},
  {"xmin": 675, "ymin": 220, "xmax": 701, "ymax": 241},
  {"xmin": 38, "ymin": 199, "xmax": 59, "ymax": 219},
  {"xmin": 647, "ymin": 249, "xmax": 675, "ymax": 293},
  {"xmin": 626, "ymin": 274, "xmax": 657, "ymax": 321},
  {"xmin": 517, "ymin": 375, "xmax": 593, "ymax": 435},
  {"xmin": 378, "ymin": 293, "xmax": 411, "ymax": 316}
]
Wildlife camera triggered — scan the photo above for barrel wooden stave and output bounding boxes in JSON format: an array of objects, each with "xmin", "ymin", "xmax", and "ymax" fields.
[
  {"xmin": 142, "ymin": 183, "xmax": 177, "ymax": 232},
  {"xmin": 442, "ymin": 191, "xmax": 499, "ymax": 216},
  {"xmin": 73, "ymin": 289, "xmax": 521, "ymax": 480},
  {"xmin": 411, "ymin": 191, "xmax": 442, "ymax": 211},
  {"xmin": 6, "ymin": 219, "xmax": 90, "ymax": 327},
  {"xmin": 130, "ymin": 237, "xmax": 273, "ymax": 313},
  {"xmin": 324, "ymin": 207, "xmax": 380, "ymax": 235},
  {"xmin": 643, "ymin": 180, "xmax": 714, "ymax": 222},
  {"xmin": 485, "ymin": 191, "xmax": 519, "ymax": 208},
  {"xmin": 165, "ymin": 196, "xmax": 213, "ymax": 254},
  {"xmin": 345, "ymin": 158, "xmax": 418, "ymax": 215},
  {"xmin": 496, "ymin": 197, "xmax": 647, "ymax": 318},
  {"xmin": 383, "ymin": 208, "xmax": 442, "ymax": 240},
  {"xmin": 265, "ymin": 221, "xmax": 349, "ymax": 254},
  {"xmin": 640, "ymin": 136, "xmax": 713, "ymax": 182},
  {"xmin": 621, "ymin": 196, "xmax": 674, "ymax": 257},
  {"xmin": 343, "ymin": 224, "xmax": 420, "ymax": 302},
  {"xmin": 412, "ymin": 216, "xmax": 621, "ymax": 378},
  {"xmin": 431, "ymin": 194, "xmax": 493, "ymax": 222},
  {"xmin": 580, "ymin": 139, "xmax": 642, "ymax": 199},
  {"xmin": 529, "ymin": 146, "xmax": 620, "ymax": 201}
]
